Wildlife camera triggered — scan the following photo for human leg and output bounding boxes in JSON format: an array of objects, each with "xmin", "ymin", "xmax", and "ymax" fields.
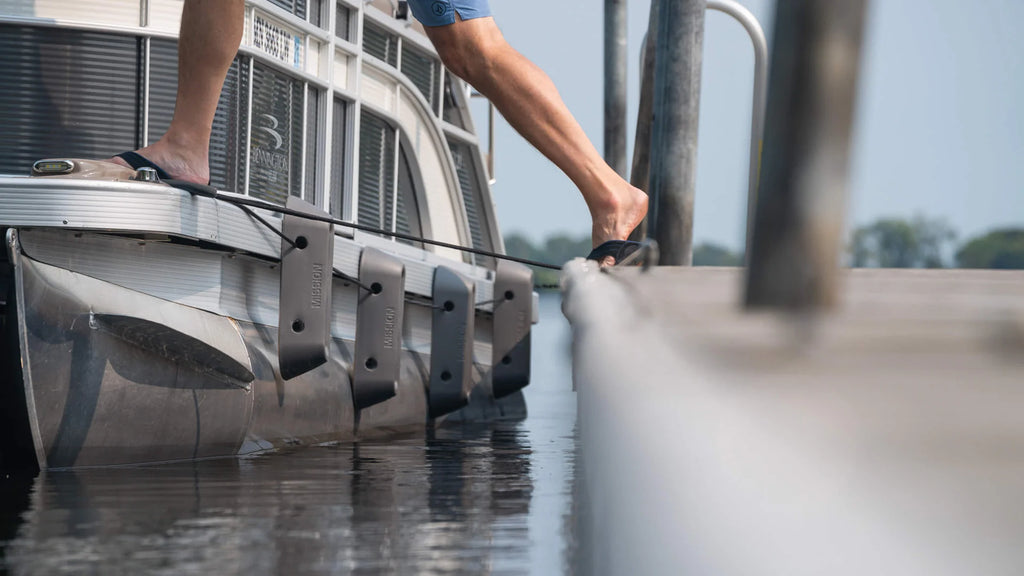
[
  {"xmin": 112, "ymin": 0, "xmax": 245, "ymax": 184},
  {"xmin": 419, "ymin": 12, "xmax": 648, "ymax": 265}
]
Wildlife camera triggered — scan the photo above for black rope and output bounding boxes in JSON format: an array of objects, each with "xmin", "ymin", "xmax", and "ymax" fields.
[
  {"xmin": 332, "ymin": 267, "xmax": 373, "ymax": 292},
  {"xmin": 232, "ymin": 189, "xmax": 570, "ymax": 299},
  {"xmin": 210, "ymin": 190, "xmax": 563, "ymax": 271},
  {"xmin": 239, "ymin": 204, "xmax": 296, "ymax": 248},
  {"xmin": 241, "ymin": 203, "xmax": 392, "ymax": 294}
]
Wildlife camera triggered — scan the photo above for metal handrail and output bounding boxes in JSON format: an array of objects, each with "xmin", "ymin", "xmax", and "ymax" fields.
[
  {"xmin": 706, "ymin": 0, "xmax": 768, "ymax": 261},
  {"xmin": 469, "ymin": 90, "xmax": 497, "ymax": 185}
]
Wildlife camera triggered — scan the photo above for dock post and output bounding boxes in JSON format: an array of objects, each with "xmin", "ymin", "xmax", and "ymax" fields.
[
  {"xmin": 744, "ymin": 0, "xmax": 869, "ymax": 309},
  {"xmin": 648, "ymin": 0, "xmax": 707, "ymax": 265},
  {"xmin": 627, "ymin": 1, "xmax": 661, "ymax": 242},
  {"xmin": 604, "ymin": 0, "xmax": 628, "ymax": 178}
]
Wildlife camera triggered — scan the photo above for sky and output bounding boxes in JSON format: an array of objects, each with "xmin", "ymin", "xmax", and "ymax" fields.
[{"xmin": 473, "ymin": 0, "xmax": 1024, "ymax": 251}]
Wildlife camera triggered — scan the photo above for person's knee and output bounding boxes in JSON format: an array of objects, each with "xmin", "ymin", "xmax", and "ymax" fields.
[
  {"xmin": 438, "ymin": 43, "xmax": 494, "ymax": 84},
  {"xmin": 429, "ymin": 21, "xmax": 504, "ymax": 85}
]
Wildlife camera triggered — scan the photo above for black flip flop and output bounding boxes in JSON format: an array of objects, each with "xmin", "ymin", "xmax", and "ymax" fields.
[
  {"xmin": 116, "ymin": 151, "xmax": 173, "ymax": 180},
  {"xmin": 116, "ymin": 151, "xmax": 217, "ymax": 197},
  {"xmin": 586, "ymin": 240, "xmax": 643, "ymax": 264}
]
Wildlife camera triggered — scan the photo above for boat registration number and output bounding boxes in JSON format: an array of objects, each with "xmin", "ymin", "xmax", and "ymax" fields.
[{"xmin": 252, "ymin": 14, "xmax": 303, "ymax": 70}]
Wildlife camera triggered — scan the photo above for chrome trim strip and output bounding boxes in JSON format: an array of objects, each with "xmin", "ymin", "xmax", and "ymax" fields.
[
  {"xmin": 142, "ymin": 36, "xmax": 151, "ymax": 146},
  {"xmin": 0, "ymin": 178, "xmax": 496, "ymax": 305},
  {"xmin": 6, "ymin": 229, "xmax": 48, "ymax": 470},
  {"xmin": 244, "ymin": 56, "xmax": 254, "ymax": 196},
  {"xmin": 301, "ymin": 81, "xmax": 309, "ymax": 197}
]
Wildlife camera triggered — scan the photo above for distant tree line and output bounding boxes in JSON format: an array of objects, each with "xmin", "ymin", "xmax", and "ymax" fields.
[
  {"xmin": 503, "ymin": 218, "xmax": 1023, "ymax": 289},
  {"xmin": 848, "ymin": 216, "xmax": 1024, "ymax": 270}
]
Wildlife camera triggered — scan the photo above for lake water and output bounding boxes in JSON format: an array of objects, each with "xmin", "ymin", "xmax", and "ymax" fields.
[{"xmin": 0, "ymin": 293, "xmax": 579, "ymax": 575}]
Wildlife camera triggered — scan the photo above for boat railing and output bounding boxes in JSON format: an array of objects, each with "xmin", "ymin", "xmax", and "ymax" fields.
[
  {"xmin": 706, "ymin": 0, "xmax": 768, "ymax": 263},
  {"xmin": 469, "ymin": 90, "xmax": 497, "ymax": 185},
  {"xmin": 630, "ymin": 0, "xmax": 767, "ymax": 256}
]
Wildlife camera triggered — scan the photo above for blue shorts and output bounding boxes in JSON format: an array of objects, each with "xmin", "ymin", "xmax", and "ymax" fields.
[{"xmin": 406, "ymin": 0, "xmax": 492, "ymax": 27}]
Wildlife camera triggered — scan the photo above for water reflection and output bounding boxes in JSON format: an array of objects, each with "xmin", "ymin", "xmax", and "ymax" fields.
[
  {"xmin": 0, "ymin": 425, "xmax": 529, "ymax": 575},
  {"xmin": 0, "ymin": 294, "xmax": 577, "ymax": 575}
]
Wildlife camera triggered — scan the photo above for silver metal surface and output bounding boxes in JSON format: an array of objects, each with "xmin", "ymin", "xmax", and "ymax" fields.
[
  {"xmin": 0, "ymin": 178, "xmax": 497, "ymax": 306},
  {"xmin": 31, "ymin": 160, "xmax": 75, "ymax": 176},
  {"xmin": 707, "ymin": 0, "xmax": 768, "ymax": 261},
  {"xmin": 6, "ymin": 230, "xmax": 48, "ymax": 470},
  {"xmin": 15, "ymin": 254, "xmax": 255, "ymax": 468},
  {"xmin": 7, "ymin": 236, "xmax": 506, "ymax": 469},
  {"xmin": 132, "ymin": 167, "xmax": 160, "ymax": 182}
]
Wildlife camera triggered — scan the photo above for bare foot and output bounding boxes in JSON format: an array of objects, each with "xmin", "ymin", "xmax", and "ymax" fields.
[
  {"xmin": 590, "ymin": 180, "xmax": 648, "ymax": 267},
  {"xmin": 110, "ymin": 136, "xmax": 210, "ymax": 185}
]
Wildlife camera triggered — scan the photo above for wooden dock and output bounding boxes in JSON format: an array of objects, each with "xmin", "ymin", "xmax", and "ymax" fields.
[{"xmin": 563, "ymin": 261, "xmax": 1024, "ymax": 575}]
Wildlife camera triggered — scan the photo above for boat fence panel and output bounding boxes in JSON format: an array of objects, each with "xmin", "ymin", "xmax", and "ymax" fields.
[
  {"xmin": 7, "ymin": 0, "xmax": 140, "ymax": 28},
  {"xmin": 304, "ymin": 85, "xmax": 323, "ymax": 204},
  {"xmin": 333, "ymin": 51, "xmax": 351, "ymax": 90},
  {"xmin": 211, "ymin": 58, "xmax": 250, "ymax": 194},
  {"xmin": 335, "ymin": 3, "xmax": 353, "ymax": 41},
  {"xmin": 147, "ymin": 39, "xmax": 179, "ymax": 147},
  {"xmin": 441, "ymin": 74, "xmax": 467, "ymax": 129},
  {"xmin": 0, "ymin": 25, "xmax": 141, "ymax": 177},
  {"xmin": 330, "ymin": 98, "xmax": 350, "ymax": 219},
  {"xmin": 401, "ymin": 43, "xmax": 441, "ymax": 113},
  {"xmin": 395, "ymin": 145, "xmax": 424, "ymax": 247},
  {"xmin": 249, "ymin": 61, "xmax": 306, "ymax": 205},
  {"xmin": 268, "ymin": 0, "xmax": 309, "ymax": 21},
  {"xmin": 363, "ymin": 21, "xmax": 398, "ymax": 67},
  {"xmin": 147, "ymin": 0, "xmax": 185, "ymax": 35},
  {"xmin": 357, "ymin": 111, "xmax": 395, "ymax": 233},
  {"xmin": 361, "ymin": 66, "xmax": 398, "ymax": 114},
  {"xmin": 448, "ymin": 140, "xmax": 491, "ymax": 252},
  {"xmin": 307, "ymin": 0, "xmax": 323, "ymax": 27},
  {"xmin": 146, "ymin": 39, "xmax": 250, "ymax": 194}
]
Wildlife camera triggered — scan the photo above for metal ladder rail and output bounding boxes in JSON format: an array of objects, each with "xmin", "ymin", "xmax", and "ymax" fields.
[{"xmin": 706, "ymin": 0, "xmax": 768, "ymax": 263}]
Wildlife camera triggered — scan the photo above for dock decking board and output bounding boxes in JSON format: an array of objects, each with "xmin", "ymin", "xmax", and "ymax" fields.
[{"xmin": 563, "ymin": 262, "xmax": 1024, "ymax": 576}]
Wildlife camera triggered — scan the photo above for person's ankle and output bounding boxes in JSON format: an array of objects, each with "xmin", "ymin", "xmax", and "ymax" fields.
[{"xmin": 160, "ymin": 130, "xmax": 209, "ymax": 160}]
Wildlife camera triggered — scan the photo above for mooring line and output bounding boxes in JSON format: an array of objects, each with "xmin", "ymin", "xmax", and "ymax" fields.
[{"xmin": 216, "ymin": 190, "xmax": 563, "ymax": 271}]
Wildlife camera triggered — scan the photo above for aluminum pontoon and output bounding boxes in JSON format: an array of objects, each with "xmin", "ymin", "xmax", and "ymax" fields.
[{"xmin": 0, "ymin": 0, "xmax": 534, "ymax": 471}]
